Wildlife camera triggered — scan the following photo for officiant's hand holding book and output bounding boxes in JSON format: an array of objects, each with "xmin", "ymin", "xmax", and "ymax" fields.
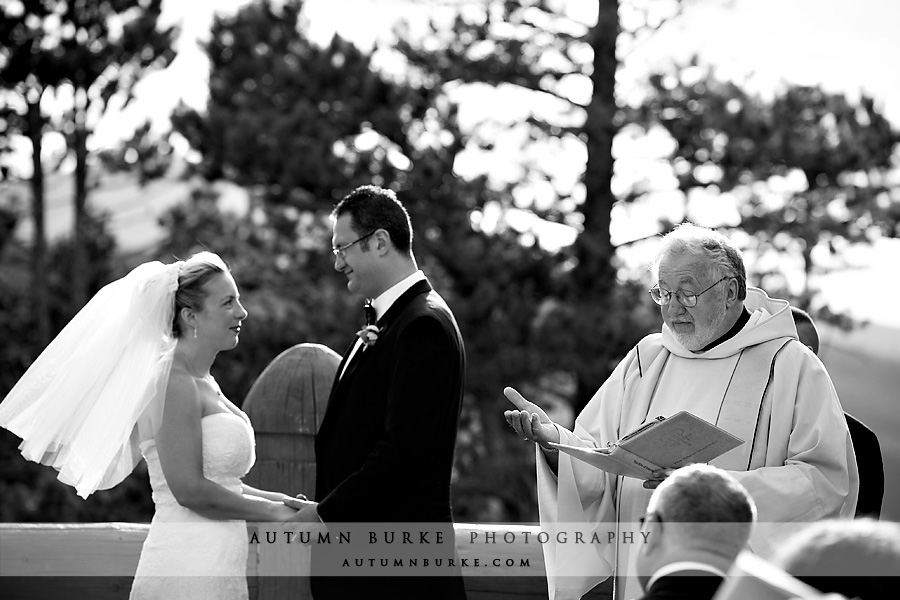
[{"xmin": 549, "ymin": 411, "xmax": 744, "ymax": 480}]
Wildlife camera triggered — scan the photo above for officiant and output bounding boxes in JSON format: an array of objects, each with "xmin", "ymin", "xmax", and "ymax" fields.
[{"xmin": 503, "ymin": 223, "xmax": 858, "ymax": 600}]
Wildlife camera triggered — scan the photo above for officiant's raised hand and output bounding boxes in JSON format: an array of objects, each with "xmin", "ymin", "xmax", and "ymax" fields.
[{"xmin": 503, "ymin": 386, "xmax": 561, "ymax": 450}]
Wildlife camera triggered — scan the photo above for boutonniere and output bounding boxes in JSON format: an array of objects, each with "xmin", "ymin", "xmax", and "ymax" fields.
[{"xmin": 356, "ymin": 324, "xmax": 382, "ymax": 350}]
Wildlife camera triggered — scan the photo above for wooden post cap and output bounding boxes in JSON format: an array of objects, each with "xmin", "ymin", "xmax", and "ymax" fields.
[{"xmin": 242, "ymin": 343, "xmax": 340, "ymax": 434}]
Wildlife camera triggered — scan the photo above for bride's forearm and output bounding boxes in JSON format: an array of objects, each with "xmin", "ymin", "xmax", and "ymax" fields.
[
  {"xmin": 173, "ymin": 479, "xmax": 292, "ymax": 521},
  {"xmin": 241, "ymin": 483, "xmax": 291, "ymax": 503}
]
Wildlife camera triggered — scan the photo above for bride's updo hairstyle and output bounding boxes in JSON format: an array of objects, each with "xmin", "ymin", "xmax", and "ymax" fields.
[{"xmin": 171, "ymin": 252, "xmax": 230, "ymax": 338}]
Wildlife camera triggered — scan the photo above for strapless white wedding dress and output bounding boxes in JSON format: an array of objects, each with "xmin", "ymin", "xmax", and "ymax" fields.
[{"xmin": 130, "ymin": 411, "xmax": 256, "ymax": 600}]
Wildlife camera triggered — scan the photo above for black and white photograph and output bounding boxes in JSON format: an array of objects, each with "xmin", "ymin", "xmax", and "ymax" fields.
[{"xmin": 1, "ymin": 1, "xmax": 898, "ymax": 599}]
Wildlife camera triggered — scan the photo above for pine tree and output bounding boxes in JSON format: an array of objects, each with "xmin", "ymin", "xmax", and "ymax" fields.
[{"xmin": 634, "ymin": 65, "xmax": 900, "ymax": 305}]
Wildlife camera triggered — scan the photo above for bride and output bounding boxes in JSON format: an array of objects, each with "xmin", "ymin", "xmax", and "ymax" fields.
[{"xmin": 0, "ymin": 252, "xmax": 309, "ymax": 599}]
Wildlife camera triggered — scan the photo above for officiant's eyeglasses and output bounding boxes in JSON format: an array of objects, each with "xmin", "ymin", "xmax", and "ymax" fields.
[
  {"xmin": 649, "ymin": 276, "xmax": 731, "ymax": 307},
  {"xmin": 332, "ymin": 231, "xmax": 376, "ymax": 258}
]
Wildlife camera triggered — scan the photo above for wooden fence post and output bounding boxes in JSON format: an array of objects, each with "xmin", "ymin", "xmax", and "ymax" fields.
[{"xmin": 242, "ymin": 343, "xmax": 340, "ymax": 600}]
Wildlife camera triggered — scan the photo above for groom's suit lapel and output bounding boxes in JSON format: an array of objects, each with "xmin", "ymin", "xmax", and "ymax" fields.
[
  {"xmin": 330, "ymin": 338, "xmax": 359, "ymax": 390},
  {"xmin": 319, "ymin": 279, "xmax": 433, "ymax": 439},
  {"xmin": 375, "ymin": 279, "xmax": 432, "ymax": 330},
  {"xmin": 337, "ymin": 279, "xmax": 432, "ymax": 385}
]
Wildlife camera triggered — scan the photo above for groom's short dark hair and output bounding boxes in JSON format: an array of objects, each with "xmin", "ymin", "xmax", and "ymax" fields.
[{"xmin": 333, "ymin": 185, "xmax": 413, "ymax": 254}]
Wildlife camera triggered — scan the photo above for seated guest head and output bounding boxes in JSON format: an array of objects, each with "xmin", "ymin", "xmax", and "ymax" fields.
[
  {"xmin": 636, "ymin": 463, "xmax": 757, "ymax": 593},
  {"xmin": 790, "ymin": 306, "xmax": 820, "ymax": 354},
  {"xmin": 773, "ymin": 518, "xmax": 900, "ymax": 600}
]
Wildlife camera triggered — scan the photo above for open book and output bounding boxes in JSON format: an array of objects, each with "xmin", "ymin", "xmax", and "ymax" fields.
[{"xmin": 549, "ymin": 411, "xmax": 743, "ymax": 479}]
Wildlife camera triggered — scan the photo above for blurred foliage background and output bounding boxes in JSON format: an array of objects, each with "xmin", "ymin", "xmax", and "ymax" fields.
[{"xmin": 1, "ymin": 0, "xmax": 898, "ymax": 524}]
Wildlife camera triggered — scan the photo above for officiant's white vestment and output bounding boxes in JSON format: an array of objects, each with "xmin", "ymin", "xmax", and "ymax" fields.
[{"xmin": 536, "ymin": 288, "xmax": 858, "ymax": 600}]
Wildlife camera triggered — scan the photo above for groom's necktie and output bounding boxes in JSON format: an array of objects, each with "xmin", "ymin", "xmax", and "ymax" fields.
[
  {"xmin": 340, "ymin": 301, "xmax": 376, "ymax": 380},
  {"xmin": 364, "ymin": 301, "xmax": 377, "ymax": 327}
]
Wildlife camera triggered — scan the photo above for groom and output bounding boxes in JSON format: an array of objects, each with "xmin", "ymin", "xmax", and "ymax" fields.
[{"xmin": 295, "ymin": 185, "xmax": 467, "ymax": 599}]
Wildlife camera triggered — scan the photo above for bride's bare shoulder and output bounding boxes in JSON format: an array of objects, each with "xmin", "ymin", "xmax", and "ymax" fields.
[
  {"xmin": 163, "ymin": 366, "xmax": 204, "ymax": 410},
  {"xmin": 167, "ymin": 364, "xmax": 199, "ymax": 389}
]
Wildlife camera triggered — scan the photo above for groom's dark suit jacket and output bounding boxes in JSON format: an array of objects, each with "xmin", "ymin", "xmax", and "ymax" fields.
[{"xmin": 312, "ymin": 279, "xmax": 467, "ymax": 599}]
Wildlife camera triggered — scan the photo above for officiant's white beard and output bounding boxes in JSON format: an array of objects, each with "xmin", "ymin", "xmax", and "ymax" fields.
[{"xmin": 671, "ymin": 307, "xmax": 728, "ymax": 352}]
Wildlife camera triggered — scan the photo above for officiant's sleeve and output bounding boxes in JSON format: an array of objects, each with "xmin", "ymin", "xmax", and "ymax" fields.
[
  {"xmin": 316, "ymin": 314, "xmax": 463, "ymax": 523},
  {"xmin": 729, "ymin": 343, "xmax": 859, "ymax": 554},
  {"xmin": 536, "ymin": 347, "xmax": 644, "ymax": 599}
]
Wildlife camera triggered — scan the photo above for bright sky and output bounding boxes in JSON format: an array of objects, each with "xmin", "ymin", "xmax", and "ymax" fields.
[
  {"xmin": 624, "ymin": 0, "xmax": 900, "ymax": 120},
  {"xmin": 105, "ymin": 0, "xmax": 900, "ymax": 141}
]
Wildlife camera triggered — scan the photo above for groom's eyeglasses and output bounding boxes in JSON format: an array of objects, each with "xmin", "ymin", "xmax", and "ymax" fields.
[{"xmin": 332, "ymin": 231, "xmax": 376, "ymax": 259}]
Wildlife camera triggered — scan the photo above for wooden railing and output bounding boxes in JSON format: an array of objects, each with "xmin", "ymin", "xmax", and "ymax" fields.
[{"xmin": 0, "ymin": 522, "xmax": 611, "ymax": 599}]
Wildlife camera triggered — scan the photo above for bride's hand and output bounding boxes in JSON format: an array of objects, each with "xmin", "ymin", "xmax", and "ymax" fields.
[
  {"xmin": 281, "ymin": 498, "xmax": 322, "ymax": 525},
  {"xmin": 272, "ymin": 502, "xmax": 301, "ymax": 521},
  {"xmin": 280, "ymin": 498, "xmax": 325, "ymax": 542},
  {"xmin": 282, "ymin": 496, "xmax": 314, "ymax": 511}
]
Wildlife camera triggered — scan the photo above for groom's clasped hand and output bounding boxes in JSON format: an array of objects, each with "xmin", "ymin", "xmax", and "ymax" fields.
[
  {"xmin": 281, "ymin": 494, "xmax": 319, "ymax": 520},
  {"xmin": 279, "ymin": 494, "xmax": 327, "ymax": 541}
]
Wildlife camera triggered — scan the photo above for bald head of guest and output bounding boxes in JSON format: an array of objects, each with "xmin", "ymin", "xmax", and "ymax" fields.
[{"xmin": 636, "ymin": 464, "xmax": 757, "ymax": 592}]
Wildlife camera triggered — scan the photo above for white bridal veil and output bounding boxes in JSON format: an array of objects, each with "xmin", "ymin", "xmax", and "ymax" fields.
[{"xmin": 0, "ymin": 261, "xmax": 182, "ymax": 498}]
